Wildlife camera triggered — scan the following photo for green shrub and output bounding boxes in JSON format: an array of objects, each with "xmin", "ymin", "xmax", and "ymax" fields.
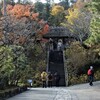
[
  {"xmin": 68, "ymin": 70, "xmax": 100, "ymax": 86},
  {"xmin": 94, "ymin": 70, "xmax": 100, "ymax": 81},
  {"xmin": 68, "ymin": 74, "xmax": 88, "ymax": 85}
]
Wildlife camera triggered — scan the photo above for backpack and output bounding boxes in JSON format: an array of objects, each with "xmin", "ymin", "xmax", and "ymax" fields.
[
  {"xmin": 48, "ymin": 74, "xmax": 53, "ymax": 80},
  {"xmin": 41, "ymin": 72, "xmax": 47, "ymax": 80},
  {"xmin": 87, "ymin": 69, "xmax": 92, "ymax": 75}
]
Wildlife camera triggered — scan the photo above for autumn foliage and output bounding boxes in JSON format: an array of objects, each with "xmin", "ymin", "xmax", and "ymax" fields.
[
  {"xmin": 1, "ymin": 4, "xmax": 49, "ymax": 45},
  {"xmin": 6, "ymin": 4, "xmax": 34, "ymax": 19},
  {"xmin": 51, "ymin": 5, "xmax": 64, "ymax": 16}
]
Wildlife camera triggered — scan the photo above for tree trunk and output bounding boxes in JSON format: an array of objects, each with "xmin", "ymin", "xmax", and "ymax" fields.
[{"xmin": 3, "ymin": 0, "xmax": 7, "ymax": 16}]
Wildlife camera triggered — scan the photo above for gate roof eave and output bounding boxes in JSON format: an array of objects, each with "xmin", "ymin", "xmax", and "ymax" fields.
[{"xmin": 43, "ymin": 27, "xmax": 77, "ymax": 39}]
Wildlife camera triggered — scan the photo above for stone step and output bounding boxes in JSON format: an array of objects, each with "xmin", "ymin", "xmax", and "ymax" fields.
[{"xmin": 48, "ymin": 50, "xmax": 66, "ymax": 86}]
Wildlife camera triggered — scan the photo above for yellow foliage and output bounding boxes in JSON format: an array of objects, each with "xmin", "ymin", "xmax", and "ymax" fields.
[
  {"xmin": 51, "ymin": 5, "xmax": 64, "ymax": 16},
  {"xmin": 65, "ymin": 6, "xmax": 80, "ymax": 25}
]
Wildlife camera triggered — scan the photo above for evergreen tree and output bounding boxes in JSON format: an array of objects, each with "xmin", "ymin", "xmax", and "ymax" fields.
[{"xmin": 85, "ymin": 0, "xmax": 100, "ymax": 46}]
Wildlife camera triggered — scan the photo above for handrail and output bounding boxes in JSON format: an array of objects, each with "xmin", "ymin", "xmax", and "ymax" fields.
[
  {"xmin": 46, "ymin": 51, "xmax": 49, "ymax": 73},
  {"xmin": 63, "ymin": 50, "xmax": 68, "ymax": 86},
  {"xmin": 46, "ymin": 50, "xmax": 49, "ymax": 86}
]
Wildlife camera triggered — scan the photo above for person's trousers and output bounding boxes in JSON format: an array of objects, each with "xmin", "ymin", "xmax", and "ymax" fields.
[
  {"xmin": 56, "ymin": 80, "xmax": 60, "ymax": 87},
  {"xmin": 48, "ymin": 81, "xmax": 52, "ymax": 87},
  {"xmin": 42, "ymin": 81, "xmax": 46, "ymax": 88},
  {"xmin": 88, "ymin": 75, "xmax": 93, "ymax": 86}
]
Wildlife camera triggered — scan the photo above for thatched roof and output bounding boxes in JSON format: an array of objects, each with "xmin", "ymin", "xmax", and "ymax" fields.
[{"xmin": 43, "ymin": 27, "xmax": 77, "ymax": 39}]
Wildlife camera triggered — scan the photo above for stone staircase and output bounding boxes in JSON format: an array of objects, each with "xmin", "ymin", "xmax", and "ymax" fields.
[{"xmin": 48, "ymin": 50, "xmax": 66, "ymax": 86}]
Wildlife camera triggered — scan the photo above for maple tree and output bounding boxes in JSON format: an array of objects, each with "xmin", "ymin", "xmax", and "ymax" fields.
[{"xmin": 0, "ymin": 4, "xmax": 49, "ymax": 46}]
